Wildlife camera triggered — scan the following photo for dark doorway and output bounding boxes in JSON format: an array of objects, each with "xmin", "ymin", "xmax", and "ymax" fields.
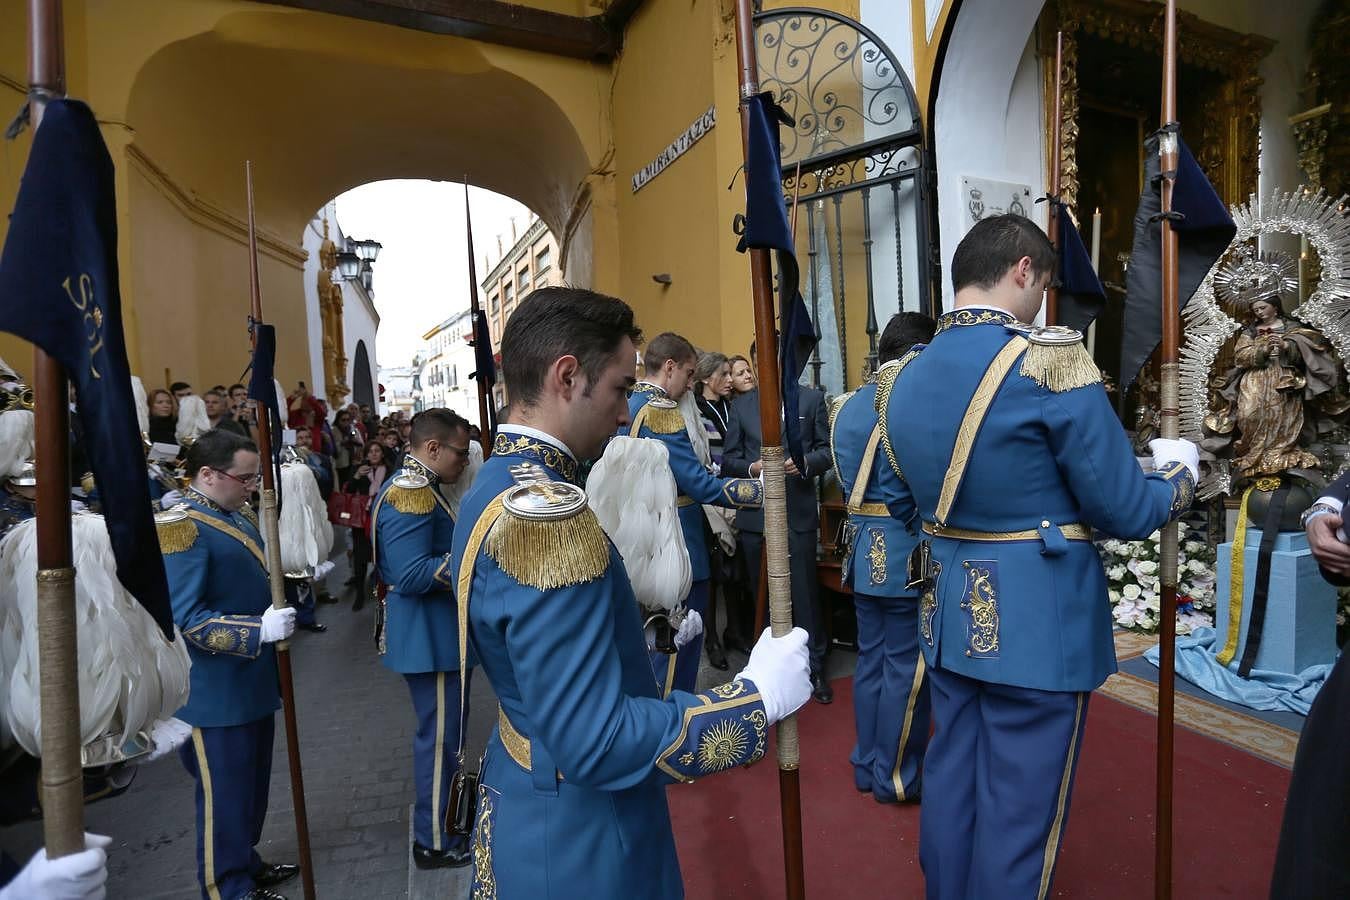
[{"xmin": 352, "ymin": 340, "xmax": 374, "ymax": 409}]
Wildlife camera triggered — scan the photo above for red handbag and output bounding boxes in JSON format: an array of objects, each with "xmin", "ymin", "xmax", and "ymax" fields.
[{"xmin": 327, "ymin": 491, "xmax": 370, "ymax": 530}]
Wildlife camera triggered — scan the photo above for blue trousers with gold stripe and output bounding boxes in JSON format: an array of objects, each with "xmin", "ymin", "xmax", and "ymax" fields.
[
  {"xmin": 405, "ymin": 671, "xmax": 469, "ymax": 851},
  {"xmin": 647, "ymin": 580, "xmax": 710, "ymax": 697},
  {"xmin": 850, "ymin": 591, "xmax": 930, "ymax": 802},
  {"xmin": 919, "ymin": 669, "xmax": 1088, "ymax": 900},
  {"xmin": 179, "ymin": 716, "xmax": 275, "ymax": 900}
]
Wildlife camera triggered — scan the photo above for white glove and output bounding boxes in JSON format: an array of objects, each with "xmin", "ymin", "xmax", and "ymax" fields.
[
  {"xmin": 159, "ymin": 490, "xmax": 183, "ymax": 510},
  {"xmin": 139, "ymin": 717, "xmax": 193, "ymax": 764},
  {"xmin": 734, "ymin": 627, "xmax": 811, "ymax": 725},
  {"xmin": 0, "ymin": 833, "xmax": 111, "ymax": 900},
  {"xmin": 312, "ymin": 559, "xmax": 337, "ymax": 581},
  {"xmin": 1148, "ymin": 438, "xmax": 1199, "ymax": 483},
  {"xmin": 260, "ymin": 606, "xmax": 297, "ymax": 643},
  {"xmin": 673, "ymin": 610, "xmax": 703, "ymax": 649}
]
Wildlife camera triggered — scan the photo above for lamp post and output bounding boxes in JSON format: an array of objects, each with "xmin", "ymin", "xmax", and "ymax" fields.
[{"xmin": 335, "ymin": 250, "xmax": 361, "ymax": 280}]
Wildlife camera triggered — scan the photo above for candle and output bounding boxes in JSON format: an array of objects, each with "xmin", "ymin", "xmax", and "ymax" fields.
[{"xmin": 1088, "ymin": 208, "xmax": 1101, "ymax": 356}]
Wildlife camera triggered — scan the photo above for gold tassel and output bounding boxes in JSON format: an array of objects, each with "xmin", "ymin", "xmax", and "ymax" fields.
[
  {"xmin": 486, "ymin": 507, "xmax": 611, "ymax": 590},
  {"xmin": 1019, "ymin": 341, "xmax": 1101, "ymax": 393},
  {"xmin": 386, "ymin": 483, "xmax": 436, "ymax": 515},
  {"xmin": 637, "ymin": 404, "xmax": 686, "ymax": 436},
  {"xmin": 157, "ymin": 517, "xmax": 199, "ymax": 555}
]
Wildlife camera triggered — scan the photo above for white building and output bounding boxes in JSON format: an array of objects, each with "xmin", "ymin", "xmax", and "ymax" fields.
[
  {"xmin": 301, "ymin": 200, "xmax": 380, "ymax": 411},
  {"xmin": 378, "ymin": 365, "xmax": 418, "ymax": 418},
  {"xmin": 417, "ymin": 310, "xmax": 479, "ymax": 422}
]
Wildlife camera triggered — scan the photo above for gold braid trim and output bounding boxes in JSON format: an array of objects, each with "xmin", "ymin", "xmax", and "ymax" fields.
[
  {"xmin": 828, "ymin": 390, "xmax": 854, "ymax": 428},
  {"xmin": 485, "ymin": 506, "xmax": 610, "ymax": 590},
  {"xmin": 874, "ymin": 348, "xmax": 921, "ymax": 479},
  {"xmin": 157, "ymin": 517, "xmax": 199, "ymax": 554},
  {"xmin": 633, "ymin": 402, "xmax": 686, "ymax": 436},
  {"xmin": 1019, "ymin": 340, "xmax": 1101, "ymax": 393},
  {"xmin": 238, "ymin": 503, "xmax": 259, "ymax": 530},
  {"xmin": 385, "ymin": 483, "xmax": 436, "ymax": 515}
]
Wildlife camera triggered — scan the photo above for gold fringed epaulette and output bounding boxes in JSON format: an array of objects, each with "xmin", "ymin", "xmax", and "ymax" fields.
[
  {"xmin": 637, "ymin": 398, "xmax": 686, "ymax": 435},
  {"xmin": 155, "ymin": 509, "xmax": 198, "ymax": 554},
  {"xmin": 1016, "ymin": 326, "xmax": 1101, "ymax": 393},
  {"xmin": 386, "ymin": 474, "xmax": 437, "ymax": 515},
  {"xmin": 486, "ymin": 463, "xmax": 610, "ymax": 590}
]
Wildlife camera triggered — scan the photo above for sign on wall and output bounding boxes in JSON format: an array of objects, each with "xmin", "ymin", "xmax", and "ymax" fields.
[
  {"xmin": 632, "ymin": 105, "xmax": 717, "ymax": 193},
  {"xmin": 960, "ymin": 176, "xmax": 1033, "ymax": 232}
]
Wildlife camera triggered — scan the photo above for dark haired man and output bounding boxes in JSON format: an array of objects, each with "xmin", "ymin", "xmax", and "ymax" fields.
[
  {"xmin": 451, "ymin": 287, "xmax": 810, "ymax": 898},
  {"xmin": 170, "ymin": 381, "xmax": 193, "ymax": 400},
  {"xmin": 878, "ymin": 214, "xmax": 1198, "ymax": 897},
  {"xmin": 723, "ymin": 339, "xmax": 834, "ymax": 702},
  {"xmin": 627, "ymin": 331, "xmax": 762, "ymax": 693},
  {"xmin": 829, "ymin": 310, "xmax": 936, "ymax": 804},
  {"xmin": 371, "ymin": 407, "xmax": 476, "ymax": 868},
  {"xmin": 157, "ymin": 428, "xmax": 298, "ymax": 900}
]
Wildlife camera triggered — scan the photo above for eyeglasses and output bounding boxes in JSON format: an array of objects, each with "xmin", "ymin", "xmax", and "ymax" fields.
[
  {"xmin": 444, "ymin": 443, "xmax": 471, "ymax": 460},
  {"xmin": 212, "ymin": 468, "xmax": 261, "ymax": 488}
]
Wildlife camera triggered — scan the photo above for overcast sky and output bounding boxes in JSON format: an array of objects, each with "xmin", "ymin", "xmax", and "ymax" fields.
[{"xmin": 335, "ymin": 180, "xmax": 532, "ymax": 368}]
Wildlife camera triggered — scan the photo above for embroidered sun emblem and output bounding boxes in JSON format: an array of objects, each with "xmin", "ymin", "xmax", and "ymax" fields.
[
  {"xmin": 205, "ymin": 626, "xmax": 238, "ymax": 652},
  {"xmin": 697, "ymin": 720, "xmax": 750, "ymax": 772}
]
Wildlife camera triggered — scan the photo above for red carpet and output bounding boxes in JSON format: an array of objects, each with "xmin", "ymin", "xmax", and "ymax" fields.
[{"xmin": 669, "ymin": 677, "xmax": 1291, "ymax": 898}]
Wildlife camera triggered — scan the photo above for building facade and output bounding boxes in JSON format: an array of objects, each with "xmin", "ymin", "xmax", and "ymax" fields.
[
  {"xmin": 480, "ymin": 214, "xmax": 561, "ymax": 408},
  {"xmin": 301, "ymin": 200, "xmax": 380, "ymax": 411},
  {"xmin": 416, "ymin": 309, "xmax": 478, "ymax": 422}
]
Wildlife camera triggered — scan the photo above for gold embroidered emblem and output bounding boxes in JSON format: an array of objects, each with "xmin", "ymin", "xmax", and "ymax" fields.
[
  {"xmin": 697, "ymin": 719, "xmax": 750, "ymax": 773},
  {"xmin": 743, "ymin": 709, "xmax": 768, "ymax": 764},
  {"xmin": 965, "ymin": 563, "xmax": 1000, "ymax": 656},
  {"xmin": 492, "ymin": 433, "xmax": 579, "ymax": 484},
  {"xmin": 867, "ymin": 529, "xmax": 887, "ymax": 586},
  {"xmin": 934, "ymin": 308, "xmax": 1017, "ymax": 335},
  {"xmin": 680, "ymin": 752, "xmax": 695, "ymax": 766},
  {"xmin": 1161, "ymin": 463, "xmax": 1195, "ymax": 519},
  {"xmin": 919, "ymin": 562, "xmax": 940, "ymax": 647},
  {"xmin": 470, "ymin": 783, "xmax": 497, "ymax": 900},
  {"xmin": 205, "ymin": 625, "xmax": 240, "ymax": 652},
  {"xmin": 709, "ymin": 680, "xmax": 748, "ymax": 700}
]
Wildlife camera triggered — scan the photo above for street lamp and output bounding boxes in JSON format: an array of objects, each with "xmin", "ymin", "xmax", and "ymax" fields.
[
  {"xmin": 352, "ymin": 238, "xmax": 383, "ymax": 263},
  {"xmin": 335, "ymin": 250, "xmax": 362, "ymax": 280}
]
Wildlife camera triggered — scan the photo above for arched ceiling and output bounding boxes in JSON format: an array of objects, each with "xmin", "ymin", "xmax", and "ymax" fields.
[{"xmin": 124, "ymin": 6, "xmax": 605, "ymax": 242}]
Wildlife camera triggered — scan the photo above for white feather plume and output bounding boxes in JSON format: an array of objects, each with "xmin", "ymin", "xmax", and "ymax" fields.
[
  {"xmin": 588, "ymin": 436, "xmax": 691, "ymax": 614},
  {"xmin": 130, "ymin": 376, "xmax": 149, "ymax": 435},
  {"xmin": 276, "ymin": 462, "xmax": 333, "ymax": 572},
  {"xmin": 440, "ymin": 439, "xmax": 483, "ymax": 520},
  {"xmin": 679, "ymin": 391, "xmax": 713, "ymax": 467},
  {"xmin": 175, "ymin": 395, "xmax": 210, "ymax": 444},
  {"xmin": 0, "ymin": 514, "xmax": 190, "ymax": 758},
  {"xmin": 0, "ymin": 409, "xmax": 35, "ymax": 479}
]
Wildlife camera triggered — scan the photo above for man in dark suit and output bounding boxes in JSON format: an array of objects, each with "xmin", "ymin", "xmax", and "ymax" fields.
[
  {"xmin": 1275, "ymin": 479, "xmax": 1350, "ymax": 899},
  {"xmin": 723, "ymin": 344, "xmax": 834, "ymax": 703}
]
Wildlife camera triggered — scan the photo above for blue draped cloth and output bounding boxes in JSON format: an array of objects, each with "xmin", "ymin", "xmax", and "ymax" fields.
[{"xmin": 1144, "ymin": 626, "xmax": 1335, "ymax": 716}]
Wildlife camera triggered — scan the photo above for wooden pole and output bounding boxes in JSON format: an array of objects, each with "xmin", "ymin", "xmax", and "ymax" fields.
[
  {"xmin": 1045, "ymin": 30, "xmax": 1064, "ymax": 326},
  {"xmin": 245, "ymin": 162, "xmax": 317, "ymax": 900},
  {"xmin": 27, "ymin": 0, "xmax": 84, "ymax": 860},
  {"xmin": 462, "ymin": 178, "xmax": 494, "ymax": 455},
  {"xmin": 731, "ymin": 2, "xmax": 805, "ymax": 897},
  {"xmin": 1154, "ymin": 3, "xmax": 1180, "ymax": 897}
]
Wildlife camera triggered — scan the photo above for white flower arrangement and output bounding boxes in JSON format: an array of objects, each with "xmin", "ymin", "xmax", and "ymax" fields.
[{"xmin": 1097, "ymin": 522, "xmax": 1217, "ymax": 634}]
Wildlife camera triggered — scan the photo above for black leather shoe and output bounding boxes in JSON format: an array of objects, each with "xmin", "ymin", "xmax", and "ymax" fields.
[
  {"xmin": 317, "ymin": 592, "xmax": 340, "ymax": 605},
  {"xmin": 413, "ymin": 842, "xmax": 471, "ymax": 870},
  {"xmin": 706, "ymin": 640, "xmax": 729, "ymax": 671},
  {"xmin": 297, "ymin": 622, "xmax": 327, "ymax": 633},
  {"xmin": 253, "ymin": 863, "xmax": 299, "ymax": 888},
  {"xmin": 241, "ymin": 888, "xmax": 288, "ymax": 900},
  {"xmin": 810, "ymin": 673, "xmax": 834, "ymax": 705}
]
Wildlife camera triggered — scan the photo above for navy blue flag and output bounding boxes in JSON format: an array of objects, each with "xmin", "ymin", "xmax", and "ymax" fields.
[
  {"xmin": 469, "ymin": 309, "xmax": 497, "ymax": 432},
  {"xmin": 1054, "ymin": 201, "xmax": 1107, "ymax": 334},
  {"xmin": 737, "ymin": 92, "xmax": 817, "ymax": 471},
  {"xmin": 1119, "ymin": 127, "xmax": 1236, "ymax": 389},
  {"xmin": 247, "ymin": 321, "xmax": 284, "ymax": 488},
  {"xmin": 0, "ymin": 100, "xmax": 174, "ymax": 640}
]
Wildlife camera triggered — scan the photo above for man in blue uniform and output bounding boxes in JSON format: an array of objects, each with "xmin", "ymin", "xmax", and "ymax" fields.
[
  {"xmin": 627, "ymin": 331, "xmax": 762, "ymax": 694},
  {"xmin": 451, "ymin": 286, "xmax": 811, "ymax": 899},
  {"xmin": 157, "ymin": 429, "xmax": 299, "ymax": 900},
  {"xmin": 723, "ymin": 344, "xmax": 834, "ymax": 702},
  {"xmin": 879, "ymin": 214, "xmax": 1198, "ymax": 899},
  {"xmin": 830, "ymin": 311, "xmax": 935, "ymax": 804},
  {"xmin": 371, "ymin": 407, "xmax": 476, "ymax": 869}
]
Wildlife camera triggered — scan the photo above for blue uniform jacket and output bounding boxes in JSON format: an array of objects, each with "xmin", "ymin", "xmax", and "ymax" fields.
[
  {"xmin": 373, "ymin": 455, "xmax": 466, "ymax": 674},
  {"xmin": 881, "ymin": 309, "xmax": 1194, "ymax": 693},
  {"xmin": 830, "ymin": 381, "xmax": 920, "ymax": 597},
  {"xmin": 624, "ymin": 383, "xmax": 761, "ymax": 582},
  {"xmin": 160, "ymin": 492, "xmax": 280, "ymax": 728},
  {"xmin": 451, "ymin": 428, "xmax": 771, "ymax": 899}
]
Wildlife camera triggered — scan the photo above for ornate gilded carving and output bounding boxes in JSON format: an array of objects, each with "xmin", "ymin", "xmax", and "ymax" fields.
[{"xmin": 317, "ymin": 218, "xmax": 350, "ymax": 403}]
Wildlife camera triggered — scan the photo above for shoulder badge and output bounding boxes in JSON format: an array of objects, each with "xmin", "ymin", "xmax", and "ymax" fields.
[
  {"xmin": 1007, "ymin": 324, "xmax": 1101, "ymax": 393},
  {"xmin": 636, "ymin": 396, "xmax": 686, "ymax": 436},
  {"xmin": 485, "ymin": 463, "xmax": 610, "ymax": 590},
  {"xmin": 155, "ymin": 507, "xmax": 198, "ymax": 555},
  {"xmin": 386, "ymin": 472, "xmax": 435, "ymax": 515}
]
